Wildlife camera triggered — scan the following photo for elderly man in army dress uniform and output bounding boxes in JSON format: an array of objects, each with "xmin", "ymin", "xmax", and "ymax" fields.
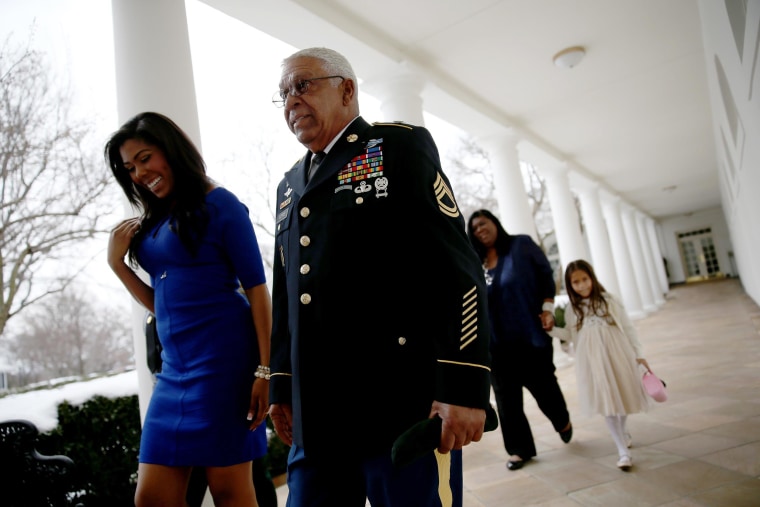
[{"xmin": 268, "ymin": 47, "xmax": 492, "ymax": 507}]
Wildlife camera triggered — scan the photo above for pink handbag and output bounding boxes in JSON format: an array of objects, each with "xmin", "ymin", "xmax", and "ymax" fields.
[{"xmin": 642, "ymin": 370, "xmax": 668, "ymax": 402}]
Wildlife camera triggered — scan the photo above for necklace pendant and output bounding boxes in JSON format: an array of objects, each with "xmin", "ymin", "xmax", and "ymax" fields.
[{"xmin": 483, "ymin": 264, "xmax": 493, "ymax": 286}]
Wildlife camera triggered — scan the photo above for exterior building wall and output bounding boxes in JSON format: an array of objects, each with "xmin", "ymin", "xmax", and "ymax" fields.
[{"xmin": 697, "ymin": 0, "xmax": 760, "ymax": 305}]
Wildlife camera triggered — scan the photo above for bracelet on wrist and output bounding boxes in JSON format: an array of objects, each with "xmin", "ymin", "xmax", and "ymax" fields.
[
  {"xmin": 542, "ymin": 302, "xmax": 554, "ymax": 313},
  {"xmin": 254, "ymin": 365, "xmax": 271, "ymax": 380}
]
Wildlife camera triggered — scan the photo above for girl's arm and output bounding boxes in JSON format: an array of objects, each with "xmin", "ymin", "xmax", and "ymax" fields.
[
  {"xmin": 246, "ymin": 283, "xmax": 272, "ymax": 371},
  {"xmin": 609, "ymin": 293, "xmax": 644, "ymax": 358},
  {"xmin": 107, "ymin": 218, "xmax": 154, "ymax": 312},
  {"xmin": 547, "ymin": 305, "xmax": 577, "ymax": 348},
  {"xmin": 548, "ymin": 323, "xmax": 571, "ymax": 342},
  {"xmin": 245, "ymin": 282, "xmax": 272, "ymax": 429}
]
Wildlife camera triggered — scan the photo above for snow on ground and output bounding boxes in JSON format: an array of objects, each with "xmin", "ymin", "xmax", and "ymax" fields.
[{"xmin": 0, "ymin": 370, "xmax": 138, "ymax": 432}]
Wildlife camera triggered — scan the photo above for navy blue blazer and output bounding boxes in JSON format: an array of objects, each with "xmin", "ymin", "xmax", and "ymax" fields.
[{"xmin": 487, "ymin": 234, "xmax": 556, "ymax": 349}]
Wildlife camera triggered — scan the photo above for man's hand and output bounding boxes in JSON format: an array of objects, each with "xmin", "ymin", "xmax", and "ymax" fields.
[
  {"xmin": 268, "ymin": 403, "xmax": 294, "ymax": 446},
  {"xmin": 429, "ymin": 401, "xmax": 486, "ymax": 454}
]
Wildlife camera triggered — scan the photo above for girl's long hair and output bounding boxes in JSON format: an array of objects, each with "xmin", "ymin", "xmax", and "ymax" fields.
[
  {"xmin": 564, "ymin": 259, "xmax": 609, "ymax": 332},
  {"xmin": 466, "ymin": 209, "xmax": 513, "ymax": 262},
  {"xmin": 104, "ymin": 112, "xmax": 210, "ymax": 265}
]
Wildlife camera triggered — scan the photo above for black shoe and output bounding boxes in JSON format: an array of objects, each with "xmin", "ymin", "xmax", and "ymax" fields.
[
  {"xmin": 507, "ymin": 457, "xmax": 529, "ymax": 471},
  {"xmin": 559, "ymin": 423, "xmax": 573, "ymax": 444}
]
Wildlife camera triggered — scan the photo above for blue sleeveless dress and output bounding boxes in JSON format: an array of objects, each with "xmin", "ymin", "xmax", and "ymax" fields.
[{"xmin": 137, "ymin": 187, "xmax": 268, "ymax": 466}]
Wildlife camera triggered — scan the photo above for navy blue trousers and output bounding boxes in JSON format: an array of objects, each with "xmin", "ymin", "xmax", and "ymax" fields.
[
  {"xmin": 285, "ymin": 444, "xmax": 463, "ymax": 506},
  {"xmin": 490, "ymin": 340, "xmax": 570, "ymax": 459}
]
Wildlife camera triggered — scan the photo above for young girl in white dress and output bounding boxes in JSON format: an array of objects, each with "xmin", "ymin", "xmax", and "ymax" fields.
[{"xmin": 551, "ymin": 259, "xmax": 651, "ymax": 470}]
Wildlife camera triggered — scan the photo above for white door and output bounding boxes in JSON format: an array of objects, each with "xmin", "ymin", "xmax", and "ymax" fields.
[{"xmin": 677, "ymin": 228, "xmax": 722, "ymax": 282}]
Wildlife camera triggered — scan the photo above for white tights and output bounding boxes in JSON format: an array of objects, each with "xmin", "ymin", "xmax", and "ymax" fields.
[{"xmin": 605, "ymin": 415, "xmax": 629, "ymax": 458}]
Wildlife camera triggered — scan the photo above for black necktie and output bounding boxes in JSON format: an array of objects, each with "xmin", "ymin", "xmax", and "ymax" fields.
[{"xmin": 308, "ymin": 151, "xmax": 325, "ymax": 181}]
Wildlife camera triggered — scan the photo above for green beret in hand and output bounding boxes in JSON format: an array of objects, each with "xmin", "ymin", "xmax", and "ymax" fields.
[{"xmin": 391, "ymin": 405, "xmax": 499, "ymax": 468}]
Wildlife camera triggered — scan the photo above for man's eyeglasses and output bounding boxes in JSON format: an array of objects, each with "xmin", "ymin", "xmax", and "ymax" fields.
[{"xmin": 272, "ymin": 76, "xmax": 344, "ymax": 107}]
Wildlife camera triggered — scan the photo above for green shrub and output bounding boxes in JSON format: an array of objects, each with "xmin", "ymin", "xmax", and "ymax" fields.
[
  {"xmin": 32, "ymin": 393, "xmax": 290, "ymax": 505},
  {"xmin": 38, "ymin": 395, "xmax": 141, "ymax": 506}
]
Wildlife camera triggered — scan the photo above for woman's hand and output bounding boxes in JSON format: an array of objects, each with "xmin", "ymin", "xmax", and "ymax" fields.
[
  {"xmin": 247, "ymin": 377, "xmax": 270, "ymax": 430},
  {"xmin": 540, "ymin": 310, "xmax": 555, "ymax": 331},
  {"xmin": 105, "ymin": 217, "xmax": 155, "ymax": 312},
  {"xmin": 107, "ymin": 218, "xmax": 141, "ymax": 270}
]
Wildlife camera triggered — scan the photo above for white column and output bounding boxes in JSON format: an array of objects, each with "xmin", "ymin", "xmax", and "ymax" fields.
[
  {"xmin": 362, "ymin": 73, "xmax": 425, "ymax": 126},
  {"xmin": 574, "ymin": 180, "xmax": 621, "ymax": 297},
  {"xmin": 620, "ymin": 204, "xmax": 656, "ymax": 314},
  {"xmin": 646, "ymin": 219, "xmax": 670, "ymax": 294},
  {"xmin": 111, "ymin": 0, "xmax": 202, "ymax": 423},
  {"xmin": 636, "ymin": 213, "xmax": 665, "ymax": 306},
  {"xmin": 540, "ymin": 162, "xmax": 589, "ymax": 272},
  {"xmin": 111, "ymin": 0, "xmax": 201, "ymax": 144},
  {"xmin": 601, "ymin": 195, "xmax": 645, "ymax": 319},
  {"xmin": 478, "ymin": 131, "xmax": 537, "ymax": 239}
]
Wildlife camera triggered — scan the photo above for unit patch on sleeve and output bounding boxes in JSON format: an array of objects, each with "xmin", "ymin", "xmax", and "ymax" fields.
[{"xmin": 433, "ymin": 172, "xmax": 460, "ymax": 218}]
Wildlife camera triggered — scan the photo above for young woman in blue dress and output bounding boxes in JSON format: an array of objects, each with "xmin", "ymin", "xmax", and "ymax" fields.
[{"xmin": 106, "ymin": 112, "xmax": 272, "ymax": 507}]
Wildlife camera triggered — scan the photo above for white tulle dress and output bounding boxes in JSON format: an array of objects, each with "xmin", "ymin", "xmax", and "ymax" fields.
[{"xmin": 554, "ymin": 293, "xmax": 650, "ymax": 417}]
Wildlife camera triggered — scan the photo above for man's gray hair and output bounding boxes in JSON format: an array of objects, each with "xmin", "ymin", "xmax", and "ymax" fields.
[{"xmin": 283, "ymin": 47, "xmax": 357, "ymax": 83}]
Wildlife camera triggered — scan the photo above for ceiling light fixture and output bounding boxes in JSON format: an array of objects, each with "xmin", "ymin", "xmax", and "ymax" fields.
[{"xmin": 553, "ymin": 46, "xmax": 586, "ymax": 69}]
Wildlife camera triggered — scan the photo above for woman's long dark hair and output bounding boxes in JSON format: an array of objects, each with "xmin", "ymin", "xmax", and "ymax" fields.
[
  {"xmin": 104, "ymin": 112, "xmax": 210, "ymax": 265},
  {"xmin": 564, "ymin": 259, "xmax": 609, "ymax": 331},
  {"xmin": 466, "ymin": 209, "xmax": 513, "ymax": 263}
]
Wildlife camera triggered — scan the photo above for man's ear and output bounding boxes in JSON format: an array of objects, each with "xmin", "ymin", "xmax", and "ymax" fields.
[{"xmin": 342, "ymin": 78, "xmax": 356, "ymax": 105}]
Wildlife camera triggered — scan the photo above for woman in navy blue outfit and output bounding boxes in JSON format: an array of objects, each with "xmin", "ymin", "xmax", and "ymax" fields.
[
  {"xmin": 467, "ymin": 209, "xmax": 572, "ymax": 471},
  {"xmin": 106, "ymin": 112, "xmax": 272, "ymax": 507}
]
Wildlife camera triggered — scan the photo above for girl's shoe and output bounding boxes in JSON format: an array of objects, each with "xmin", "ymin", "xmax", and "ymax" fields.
[{"xmin": 617, "ymin": 455, "xmax": 632, "ymax": 471}]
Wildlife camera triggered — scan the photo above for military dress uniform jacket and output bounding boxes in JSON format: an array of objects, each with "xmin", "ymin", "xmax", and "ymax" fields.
[{"xmin": 270, "ymin": 116, "xmax": 492, "ymax": 457}]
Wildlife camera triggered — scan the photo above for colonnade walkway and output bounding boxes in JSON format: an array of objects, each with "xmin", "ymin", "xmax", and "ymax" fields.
[
  {"xmin": 461, "ymin": 277, "xmax": 760, "ymax": 506},
  {"xmin": 276, "ymin": 278, "xmax": 760, "ymax": 506}
]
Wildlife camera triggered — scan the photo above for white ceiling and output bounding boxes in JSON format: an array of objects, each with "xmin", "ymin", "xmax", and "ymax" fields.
[{"xmin": 208, "ymin": 0, "xmax": 719, "ymax": 220}]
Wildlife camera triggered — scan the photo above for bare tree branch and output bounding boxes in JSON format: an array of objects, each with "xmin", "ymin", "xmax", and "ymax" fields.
[
  {"xmin": 440, "ymin": 134, "xmax": 498, "ymax": 221},
  {"xmin": 0, "ymin": 34, "xmax": 116, "ymax": 337},
  {"xmin": 522, "ymin": 163, "xmax": 554, "ymax": 251},
  {"xmin": 4, "ymin": 285, "xmax": 133, "ymax": 385},
  {"xmin": 439, "ymin": 136, "xmax": 556, "ymax": 246},
  {"xmin": 211, "ymin": 128, "xmax": 296, "ymax": 274}
]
